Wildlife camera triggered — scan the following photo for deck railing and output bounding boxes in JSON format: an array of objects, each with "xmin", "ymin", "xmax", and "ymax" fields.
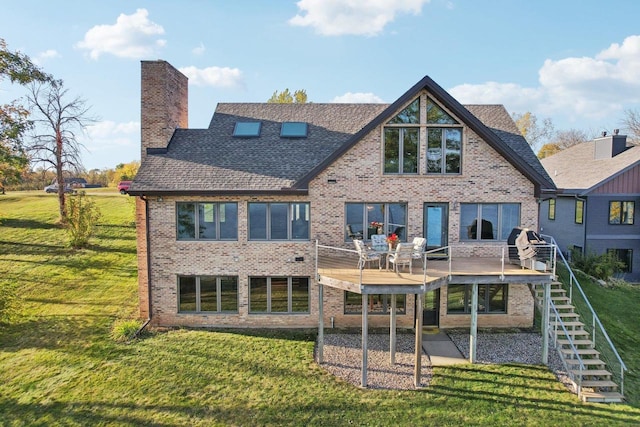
[{"xmin": 540, "ymin": 234, "xmax": 627, "ymax": 396}]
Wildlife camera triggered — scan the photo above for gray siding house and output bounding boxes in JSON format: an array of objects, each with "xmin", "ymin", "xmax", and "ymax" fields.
[{"xmin": 540, "ymin": 132, "xmax": 640, "ymax": 281}]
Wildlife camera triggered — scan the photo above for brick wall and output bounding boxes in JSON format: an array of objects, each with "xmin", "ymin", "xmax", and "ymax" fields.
[{"xmin": 140, "ymin": 90, "xmax": 539, "ymax": 329}]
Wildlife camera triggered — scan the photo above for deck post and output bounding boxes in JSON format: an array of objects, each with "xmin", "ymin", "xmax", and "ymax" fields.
[
  {"xmin": 470, "ymin": 282, "xmax": 478, "ymax": 363},
  {"xmin": 390, "ymin": 294, "xmax": 397, "ymax": 364},
  {"xmin": 542, "ymin": 282, "xmax": 550, "ymax": 364},
  {"xmin": 414, "ymin": 292, "xmax": 423, "ymax": 387},
  {"xmin": 362, "ymin": 293, "xmax": 368, "ymax": 388},
  {"xmin": 318, "ymin": 282, "xmax": 324, "ymax": 363}
]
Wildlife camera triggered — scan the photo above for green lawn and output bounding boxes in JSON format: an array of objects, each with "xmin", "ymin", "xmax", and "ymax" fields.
[{"xmin": 1, "ymin": 190, "xmax": 640, "ymax": 426}]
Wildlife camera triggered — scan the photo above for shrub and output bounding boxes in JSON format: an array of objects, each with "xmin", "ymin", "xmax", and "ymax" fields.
[
  {"xmin": 65, "ymin": 191, "xmax": 101, "ymax": 248},
  {"xmin": 110, "ymin": 319, "xmax": 142, "ymax": 342},
  {"xmin": 570, "ymin": 248, "xmax": 625, "ymax": 280}
]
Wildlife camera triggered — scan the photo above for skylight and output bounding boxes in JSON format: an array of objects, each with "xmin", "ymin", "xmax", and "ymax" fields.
[
  {"xmin": 233, "ymin": 122, "xmax": 261, "ymax": 137},
  {"xmin": 280, "ymin": 122, "xmax": 308, "ymax": 138}
]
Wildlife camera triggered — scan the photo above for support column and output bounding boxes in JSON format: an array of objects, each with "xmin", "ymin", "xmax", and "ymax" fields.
[
  {"xmin": 542, "ymin": 282, "xmax": 550, "ymax": 364},
  {"xmin": 318, "ymin": 283, "xmax": 324, "ymax": 363},
  {"xmin": 414, "ymin": 292, "xmax": 423, "ymax": 387},
  {"xmin": 390, "ymin": 294, "xmax": 397, "ymax": 365},
  {"xmin": 470, "ymin": 282, "xmax": 478, "ymax": 363},
  {"xmin": 361, "ymin": 293, "xmax": 368, "ymax": 388}
]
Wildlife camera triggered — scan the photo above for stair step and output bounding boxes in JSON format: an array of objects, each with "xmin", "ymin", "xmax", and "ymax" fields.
[
  {"xmin": 580, "ymin": 391, "xmax": 624, "ymax": 403},
  {"xmin": 556, "ymin": 312, "xmax": 580, "ymax": 318},
  {"xmin": 557, "ymin": 329, "xmax": 589, "ymax": 337},
  {"xmin": 551, "ymin": 321, "xmax": 584, "ymax": 328},
  {"xmin": 580, "ymin": 380, "xmax": 618, "ymax": 389},
  {"xmin": 560, "ymin": 348, "xmax": 600, "ymax": 356},
  {"xmin": 553, "ymin": 304, "xmax": 576, "ymax": 311},
  {"xmin": 557, "ymin": 339, "xmax": 593, "ymax": 347},
  {"xmin": 565, "ymin": 358, "xmax": 606, "ymax": 366},
  {"xmin": 570, "ymin": 369, "xmax": 612, "ymax": 377}
]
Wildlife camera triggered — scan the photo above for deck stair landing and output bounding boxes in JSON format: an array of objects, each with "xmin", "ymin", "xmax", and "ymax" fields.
[{"xmin": 534, "ymin": 281, "xmax": 624, "ymax": 403}]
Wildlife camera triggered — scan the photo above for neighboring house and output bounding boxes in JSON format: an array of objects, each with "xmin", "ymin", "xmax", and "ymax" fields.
[
  {"xmin": 540, "ymin": 132, "xmax": 640, "ymax": 281},
  {"xmin": 129, "ymin": 60, "xmax": 556, "ymax": 330}
]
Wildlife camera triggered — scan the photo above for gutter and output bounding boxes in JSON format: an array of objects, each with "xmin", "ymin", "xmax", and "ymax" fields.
[{"xmin": 134, "ymin": 195, "xmax": 152, "ymax": 338}]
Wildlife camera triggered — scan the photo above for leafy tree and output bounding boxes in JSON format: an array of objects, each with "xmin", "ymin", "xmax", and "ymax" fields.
[
  {"xmin": 0, "ymin": 38, "xmax": 50, "ymax": 192},
  {"xmin": 267, "ymin": 88, "xmax": 308, "ymax": 104},
  {"xmin": 26, "ymin": 79, "xmax": 95, "ymax": 222},
  {"xmin": 512, "ymin": 112, "xmax": 555, "ymax": 152},
  {"xmin": 537, "ymin": 143, "xmax": 561, "ymax": 159},
  {"xmin": 111, "ymin": 161, "xmax": 139, "ymax": 185},
  {"xmin": 65, "ymin": 191, "xmax": 101, "ymax": 248}
]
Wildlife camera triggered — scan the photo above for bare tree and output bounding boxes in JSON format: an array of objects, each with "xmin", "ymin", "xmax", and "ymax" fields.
[
  {"xmin": 555, "ymin": 128, "xmax": 591, "ymax": 149},
  {"xmin": 622, "ymin": 109, "xmax": 640, "ymax": 144},
  {"xmin": 27, "ymin": 79, "xmax": 95, "ymax": 221}
]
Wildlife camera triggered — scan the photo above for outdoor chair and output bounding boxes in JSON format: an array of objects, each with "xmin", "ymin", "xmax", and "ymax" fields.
[
  {"xmin": 354, "ymin": 239, "xmax": 382, "ymax": 270},
  {"xmin": 388, "ymin": 242, "xmax": 414, "ymax": 274},
  {"xmin": 411, "ymin": 237, "xmax": 427, "ymax": 268},
  {"xmin": 346, "ymin": 224, "xmax": 363, "ymax": 240}
]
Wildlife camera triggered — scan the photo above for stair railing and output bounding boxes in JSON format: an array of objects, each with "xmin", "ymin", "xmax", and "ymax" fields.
[{"xmin": 540, "ymin": 234, "xmax": 627, "ymax": 396}]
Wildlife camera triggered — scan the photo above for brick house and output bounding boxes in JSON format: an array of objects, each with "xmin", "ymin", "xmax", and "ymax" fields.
[
  {"xmin": 129, "ymin": 60, "xmax": 556, "ymax": 331},
  {"xmin": 539, "ymin": 131, "xmax": 640, "ymax": 281}
]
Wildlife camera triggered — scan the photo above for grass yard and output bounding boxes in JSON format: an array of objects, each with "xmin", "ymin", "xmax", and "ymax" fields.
[{"xmin": 1, "ymin": 190, "xmax": 640, "ymax": 426}]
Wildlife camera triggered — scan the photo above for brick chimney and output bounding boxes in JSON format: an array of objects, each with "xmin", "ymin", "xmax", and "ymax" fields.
[{"xmin": 140, "ymin": 60, "xmax": 188, "ymax": 160}]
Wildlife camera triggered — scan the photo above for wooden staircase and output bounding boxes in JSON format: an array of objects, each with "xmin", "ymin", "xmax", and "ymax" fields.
[{"xmin": 534, "ymin": 282, "xmax": 624, "ymax": 403}]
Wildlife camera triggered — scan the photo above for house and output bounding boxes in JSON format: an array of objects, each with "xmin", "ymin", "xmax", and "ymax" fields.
[
  {"xmin": 129, "ymin": 60, "xmax": 556, "ymax": 332},
  {"xmin": 539, "ymin": 131, "xmax": 640, "ymax": 281}
]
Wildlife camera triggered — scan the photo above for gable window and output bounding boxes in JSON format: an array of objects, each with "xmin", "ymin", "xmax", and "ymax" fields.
[
  {"xmin": 384, "ymin": 99, "xmax": 419, "ymax": 174},
  {"xmin": 249, "ymin": 277, "xmax": 309, "ymax": 314},
  {"xmin": 607, "ymin": 249, "xmax": 633, "ymax": 273},
  {"xmin": 609, "ymin": 201, "xmax": 634, "ymax": 225},
  {"xmin": 548, "ymin": 199, "xmax": 556, "ymax": 220},
  {"xmin": 178, "ymin": 276, "xmax": 238, "ymax": 313},
  {"xmin": 460, "ymin": 203, "xmax": 520, "ymax": 241},
  {"xmin": 233, "ymin": 121, "xmax": 261, "ymax": 137},
  {"xmin": 575, "ymin": 200, "xmax": 584, "ymax": 224},
  {"xmin": 177, "ymin": 202, "xmax": 238, "ymax": 240},
  {"xmin": 345, "ymin": 202, "xmax": 407, "ymax": 241},
  {"xmin": 447, "ymin": 284, "xmax": 507, "ymax": 314},
  {"xmin": 344, "ymin": 292, "xmax": 406, "ymax": 314},
  {"xmin": 426, "ymin": 98, "xmax": 462, "ymax": 175},
  {"xmin": 248, "ymin": 202, "xmax": 310, "ymax": 240},
  {"xmin": 281, "ymin": 122, "xmax": 308, "ymax": 138}
]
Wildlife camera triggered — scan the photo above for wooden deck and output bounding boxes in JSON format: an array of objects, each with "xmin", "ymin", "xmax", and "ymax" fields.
[{"xmin": 318, "ymin": 256, "xmax": 555, "ymax": 294}]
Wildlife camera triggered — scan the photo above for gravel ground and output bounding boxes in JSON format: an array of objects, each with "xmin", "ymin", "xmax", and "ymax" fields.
[{"xmin": 318, "ymin": 332, "xmax": 572, "ymax": 392}]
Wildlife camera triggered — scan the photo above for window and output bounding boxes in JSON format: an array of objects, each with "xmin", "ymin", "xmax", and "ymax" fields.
[
  {"xmin": 345, "ymin": 203, "xmax": 407, "ymax": 241},
  {"xmin": 384, "ymin": 99, "xmax": 419, "ymax": 174},
  {"xmin": 575, "ymin": 200, "xmax": 584, "ymax": 224},
  {"xmin": 344, "ymin": 292, "xmax": 406, "ymax": 314},
  {"xmin": 248, "ymin": 202, "xmax": 309, "ymax": 240},
  {"xmin": 609, "ymin": 201, "xmax": 634, "ymax": 225},
  {"xmin": 607, "ymin": 249, "xmax": 633, "ymax": 273},
  {"xmin": 460, "ymin": 203, "xmax": 520, "ymax": 241},
  {"xmin": 426, "ymin": 98, "xmax": 462, "ymax": 175},
  {"xmin": 177, "ymin": 202, "xmax": 238, "ymax": 240},
  {"xmin": 548, "ymin": 199, "xmax": 556, "ymax": 220},
  {"xmin": 178, "ymin": 276, "xmax": 238, "ymax": 313},
  {"xmin": 249, "ymin": 277, "xmax": 309, "ymax": 313},
  {"xmin": 233, "ymin": 121, "xmax": 261, "ymax": 137},
  {"xmin": 446, "ymin": 284, "xmax": 507, "ymax": 314},
  {"xmin": 281, "ymin": 122, "xmax": 308, "ymax": 138}
]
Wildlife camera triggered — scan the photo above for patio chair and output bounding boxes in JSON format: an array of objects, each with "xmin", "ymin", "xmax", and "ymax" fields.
[
  {"xmin": 411, "ymin": 237, "xmax": 427, "ymax": 268},
  {"xmin": 354, "ymin": 239, "xmax": 382, "ymax": 270},
  {"xmin": 370, "ymin": 234, "xmax": 386, "ymax": 249},
  {"xmin": 346, "ymin": 224, "xmax": 363, "ymax": 240},
  {"xmin": 388, "ymin": 242, "xmax": 414, "ymax": 274}
]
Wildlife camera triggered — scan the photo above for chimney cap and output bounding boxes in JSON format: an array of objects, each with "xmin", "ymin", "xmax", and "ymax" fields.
[
  {"xmin": 614, "ymin": 128, "xmax": 620, "ymax": 135},
  {"xmin": 601, "ymin": 131, "xmax": 607, "ymax": 137}
]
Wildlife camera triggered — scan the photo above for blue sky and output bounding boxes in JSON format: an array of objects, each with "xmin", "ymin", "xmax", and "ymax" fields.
[{"xmin": 2, "ymin": 0, "xmax": 640, "ymax": 170}]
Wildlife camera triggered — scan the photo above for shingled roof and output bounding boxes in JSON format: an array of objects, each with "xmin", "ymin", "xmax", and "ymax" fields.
[
  {"xmin": 540, "ymin": 140, "xmax": 640, "ymax": 194},
  {"xmin": 130, "ymin": 77, "xmax": 555, "ymax": 196}
]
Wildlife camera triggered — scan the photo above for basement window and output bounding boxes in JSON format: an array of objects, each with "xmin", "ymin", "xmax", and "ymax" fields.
[
  {"xmin": 233, "ymin": 122, "xmax": 261, "ymax": 137},
  {"xmin": 280, "ymin": 122, "xmax": 308, "ymax": 138}
]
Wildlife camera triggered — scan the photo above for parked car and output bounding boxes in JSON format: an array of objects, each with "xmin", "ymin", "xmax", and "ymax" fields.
[
  {"xmin": 44, "ymin": 184, "xmax": 75, "ymax": 194},
  {"xmin": 117, "ymin": 181, "xmax": 132, "ymax": 194}
]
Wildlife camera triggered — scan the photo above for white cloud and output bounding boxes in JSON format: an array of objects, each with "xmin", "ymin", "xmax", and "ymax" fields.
[
  {"xmin": 192, "ymin": 42, "xmax": 206, "ymax": 55},
  {"xmin": 75, "ymin": 8, "xmax": 166, "ymax": 60},
  {"xmin": 289, "ymin": 0, "xmax": 429, "ymax": 36},
  {"xmin": 448, "ymin": 35, "xmax": 640, "ymax": 126},
  {"xmin": 34, "ymin": 49, "xmax": 60, "ymax": 64},
  {"xmin": 331, "ymin": 92, "xmax": 385, "ymax": 103},
  {"xmin": 81, "ymin": 120, "xmax": 140, "ymax": 169},
  {"xmin": 178, "ymin": 66, "xmax": 244, "ymax": 88}
]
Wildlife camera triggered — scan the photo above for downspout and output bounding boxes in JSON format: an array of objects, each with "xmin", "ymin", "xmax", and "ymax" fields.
[{"xmin": 134, "ymin": 195, "xmax": 152, "ymax": 337}]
